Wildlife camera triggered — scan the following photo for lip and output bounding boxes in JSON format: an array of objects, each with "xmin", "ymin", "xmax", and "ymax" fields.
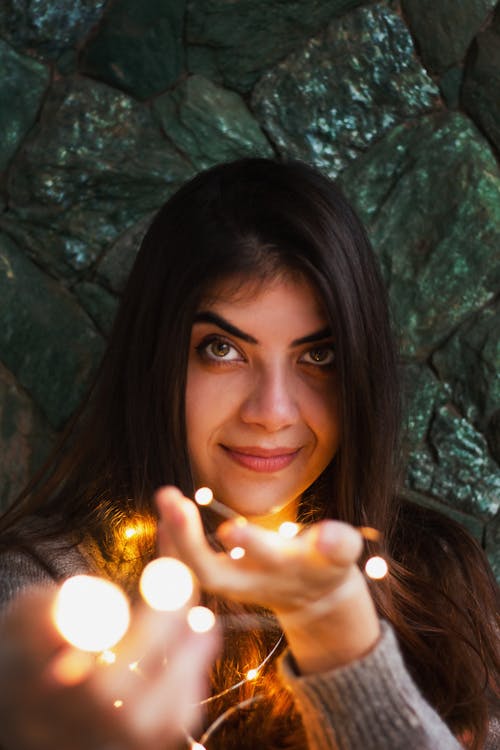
[{"xmin": 221, "ymin": 445, "xmax": 301, "ymax": 473}]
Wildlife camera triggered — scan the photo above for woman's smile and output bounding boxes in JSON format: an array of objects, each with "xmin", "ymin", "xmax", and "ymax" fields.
[
  {"xmin": 185, "ymin": 273, "xmax": 341, "ymax": 523},
  {"xmin": 220, "ymin": 444, "xmax": 302, "ymax": 473}
]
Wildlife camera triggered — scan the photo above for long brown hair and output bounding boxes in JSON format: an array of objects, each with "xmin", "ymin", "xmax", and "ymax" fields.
[{"xmin": 1, "ymin": 159, "xmax": 498, "ymax": 747}]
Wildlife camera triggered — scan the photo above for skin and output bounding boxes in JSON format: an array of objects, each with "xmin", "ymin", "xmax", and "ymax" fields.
[
  {"xmin": 185, "ymin": 274, "xmax": 341, "ymax": 525},
  {"xmin": 0, "ymin": 588, "xmax": 218, "ymax": 750},
  {"xmin": 161, "ymin": 274, "xmax": 381, "ymax": 674}
]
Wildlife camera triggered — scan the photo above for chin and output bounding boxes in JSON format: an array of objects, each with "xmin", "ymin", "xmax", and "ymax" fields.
[{"xmin": 216, "ymin": 483, "xmax": 301, "ymax": 520}]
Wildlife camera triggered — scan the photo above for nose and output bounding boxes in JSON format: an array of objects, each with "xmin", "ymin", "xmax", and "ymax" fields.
[{"xmin": 239, "ymin": 365, "xmax": 299, "ymax": 432}]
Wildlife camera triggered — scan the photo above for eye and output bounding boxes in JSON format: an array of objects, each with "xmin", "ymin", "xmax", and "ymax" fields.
[
  {"xmin": 196, "ymin": 335, "xmax": 243, "ymax": 362},
  {"xmin": 300, "ymin": 346, "xmax": 335, "ymax": 367}
]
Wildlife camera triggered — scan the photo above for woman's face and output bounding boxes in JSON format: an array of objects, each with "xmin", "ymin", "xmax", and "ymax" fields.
[{"xmin": 185, "ymin": 273, "xmax": 341, "ymax": 525}]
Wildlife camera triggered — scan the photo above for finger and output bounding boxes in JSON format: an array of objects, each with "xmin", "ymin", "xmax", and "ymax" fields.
[
  {"xmin": 133, "ymin": 626, "xmax": 219, "ymax": 742},
  {"xmin": 155, "ymin": 486, "xmax": 186, "ymax": 558},
  {"xmin": 216, "ymin": 520, "xmax": 289, "ymax": 565},
  {"xmin": 313, "ymin": 521, "xmax": 364, "ymax": 567},
  {"xmin": 94, "ymin": 605, "xmax": 189, "ymax": 701},
  {"xmin": 155, "ymin": 487, "xmax": 227, "ymax": 587}
]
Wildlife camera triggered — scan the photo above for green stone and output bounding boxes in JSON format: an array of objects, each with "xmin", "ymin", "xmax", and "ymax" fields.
[
  {"xmin": 439, "ymin": 66, "xmax": 464, "ymax": 109},
  {"xmin": 462, "ymin": 6, "xmax": 500, "ymax": 154},
  {"xmin": 80, "ymin": 0, "xmax": 185, "ymax": 100},
  {"xmin": 252, "ymin": 3, "xmax": 440, "ymax": 177},
  {"xmin": 0, "ymin": 232, "xmax": 105, "ymax": 429},
  {"xmin": 401, "ymin": 0, "xmax": 496, "ymax": 73},
  {"xmin": 0, "ymin": 0, "xmax": 106, "ymax": 60},
  {"xmin": 1, "ymin": 77, "xmax": 193, "ymax": 278},
  {"xmin": 0, "ymin": 362, "xmax": 54, "ymax": 512},
  {"xmin": 340, "ymin": 112, "xmax": 500, "ymax": 358},
  {"xmin": 400, "ymin": 363, "xmax": 448, "ymax": 449},
  {"xmin": 73, "ymin": 281, "xmax": 119, "ymax": 338},
  {"xmin": 406, "ymin": 404, "xmax": 500, "ymax": 521},
  {"xmin": 154, "ymin": 75, "xmax": 274, "ymax": 171},
  {"xmin": 0, "ymin": 40, "xmax": 49, "ymax": 171},
  {"xmin": 186, "ymin": 0, "xmax": 366, "ymax": 93},
  {"xmin": 432, "ymin": 302, "xmax": 500, "ymax": 431}
]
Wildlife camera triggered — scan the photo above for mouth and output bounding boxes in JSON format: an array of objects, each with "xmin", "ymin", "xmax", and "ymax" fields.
[{"xmin": 221, "ymin": 445, "xmax": 301, "ymax": 473}]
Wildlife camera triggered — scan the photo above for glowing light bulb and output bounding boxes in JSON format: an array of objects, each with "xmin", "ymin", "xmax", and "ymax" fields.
[
  {"xmin": 229, "ymin": 546, "xmax": 246, "ymax": 560},
  {"xmin": 54, "ymin": 575, "xmax": 130, "ymax": 652},
  {"xmin": 140, "ymin": 557, "xmax": 194, "ymax": 611},
  {"xmin": 246, "ymin": 668, "xmax": 259, "ymax": 681},
  {"xmin": 364, "ymin": 555, "xmax": 388, "ymax": 580},
  {"xmin": 114, "ymin": 700, "xmax": 124, "ymax": 709},
  {"xmin": 195, "ymin": 487, "xmax": 213, "ymax": 505},
  {"xmin": 187, "ymin": 606, "xmax": 216, "ymax": 633},
  {"xmin": 278, "ymin": 521, "xmax": 300, "ymax": 539},
  {"xmin": 97, "ymin": 649, "xmax": 117, "ymax": 665},
  {"xmin": 124, "ymin": 526, "xmax": 137, "ymax": 539},
  {"xmin": 128, "ymin": 660, "xmax": 140, "ymax": 672},
  {"xmin": 191, "ymin": 743, "xmax": 206, "ymax": 750}
]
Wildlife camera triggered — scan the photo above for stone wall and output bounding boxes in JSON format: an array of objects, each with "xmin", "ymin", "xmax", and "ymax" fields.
[{"xmin": 0, "ymin": 0, "xmax": 498, "ymax": 575}]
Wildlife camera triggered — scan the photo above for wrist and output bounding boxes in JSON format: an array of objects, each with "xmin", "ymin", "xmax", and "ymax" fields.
[{"xmin": 278, "ymin": 568, "xmax": 381, "ymax": 674}]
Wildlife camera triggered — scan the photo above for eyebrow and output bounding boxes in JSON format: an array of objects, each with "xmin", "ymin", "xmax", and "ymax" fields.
[{"xmin": 193, "ymin": 311, "xmax": 332, "ymax": 347}]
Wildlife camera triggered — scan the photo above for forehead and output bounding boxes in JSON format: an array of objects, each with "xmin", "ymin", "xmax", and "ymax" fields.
[{"xmin": 200, "ymin": 270, "xmax": 316, "ymax": 306}]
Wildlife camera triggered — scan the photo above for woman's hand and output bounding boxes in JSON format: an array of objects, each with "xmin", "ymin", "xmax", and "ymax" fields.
[
  {"xmin": 156, "ymin": 486, "xmax": 381, "ymax": 674},
  {"xmin": 0, "ymin": 585, "xmax": 218, "ymax": 750}
]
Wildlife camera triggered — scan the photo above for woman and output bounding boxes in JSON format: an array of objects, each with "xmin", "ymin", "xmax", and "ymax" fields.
[{"xmin": 0, "ymin": 158, "xmax": 498, "ymax": 749}]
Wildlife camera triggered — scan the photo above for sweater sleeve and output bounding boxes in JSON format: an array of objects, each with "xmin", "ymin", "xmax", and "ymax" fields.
[
  {"xmin": 278, "ymin": 620, "xmax": 462, "ymax": 750},
  {"xmin": 0, "ymin": 530, "xmax": 91, "ymax": 616}
]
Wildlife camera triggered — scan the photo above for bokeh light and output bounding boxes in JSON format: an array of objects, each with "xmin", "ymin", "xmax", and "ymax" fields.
[
  {"xmin": 54, "ymin": 575, "xmax": 130, "ymax": 652},
  {"xmin": 140, "ymin": 557, "xmax": 194, "ymax": 611}
]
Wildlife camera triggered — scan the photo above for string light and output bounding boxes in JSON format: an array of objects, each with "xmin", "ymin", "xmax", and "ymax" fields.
[
  {"xmin": 194, "ymin": 487, "xmax": 213, "ymax": 505},
  {"xmin": 229, "ymin": 546, "xmax": 246, "ymax": 560},
  {"xmin": 187, "ymin": 738, "xmax": 207, "ymax": 750},
  {"xmin": 53, "ymin": 575, "xmax": 130, "ymax": 652},
  {"xmin": 96, "ymin": 649, "xmax": 117, "ymax": 665},
  {"xmin": 194, "ymin": 487, "xmax": 246, "ymax": 522},
  {"xmin": 364, "ymin": 555, "xmax": 388, "ymax": 579},
  {"xmin": 187, "ymin": 606, "xmax": 216, "ymax": 633},
  {"xmin": 245, "ymin": 668, "xmax": 259, "ymax": 681},
  {"xmin": 113, "ymin": 699, "xmax": 124, "ymax": 709},
  {"xmin": 198, "ymin": 634, "xmax": 284, "ymax": 706},
  {"xmin": 140, "ymin": 557, "xmax": 194, "ymax": 611},
  {"xmin": 278, "ymin": 521, "xmax": 300, "ymax": 539}
]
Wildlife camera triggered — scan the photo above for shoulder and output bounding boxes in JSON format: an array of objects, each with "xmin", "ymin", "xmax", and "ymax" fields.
[{"xmin": 0, "ymin": 515, "xmax": 94, "ymax": 612}]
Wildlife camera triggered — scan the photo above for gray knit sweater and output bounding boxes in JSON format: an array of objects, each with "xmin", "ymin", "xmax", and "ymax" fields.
[{"xmin": 0, "ymin": 533, "xmax": 498, "ymax": 750}]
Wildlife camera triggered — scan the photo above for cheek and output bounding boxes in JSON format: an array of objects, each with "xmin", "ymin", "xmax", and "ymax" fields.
[{"xmin": 309, "ymin": 381, "xmax": 342, "ymax": 456}]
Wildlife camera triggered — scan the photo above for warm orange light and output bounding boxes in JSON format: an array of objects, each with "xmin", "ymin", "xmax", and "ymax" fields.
[
  {"xmin": 140, "ymin": 557, "xmax": 194, "ymax": 611},
  {"xmin": 278, "ymin": 521, "xmax": 300, "ymax": 539},
  {"xmin": 229, "ymin": 546, "xmax": 246, "ymax": 560},
  {"xmin": 194, "ymin": 487, "xmax": 213, "ymax": 506},
  {"xmin": 53, "ymin": 575, "xmax": 130, "ymax": 652},
  {"xmin": 364, "ymin": 556, "xmax": 388, "ymax": 579},
  {"xmin": 97, "ymin": 649, "xmax": 117, "ymax": 665},
  {"xmin": 187, "ymin": 606, "xmax": 216, "ymax": 633}
]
